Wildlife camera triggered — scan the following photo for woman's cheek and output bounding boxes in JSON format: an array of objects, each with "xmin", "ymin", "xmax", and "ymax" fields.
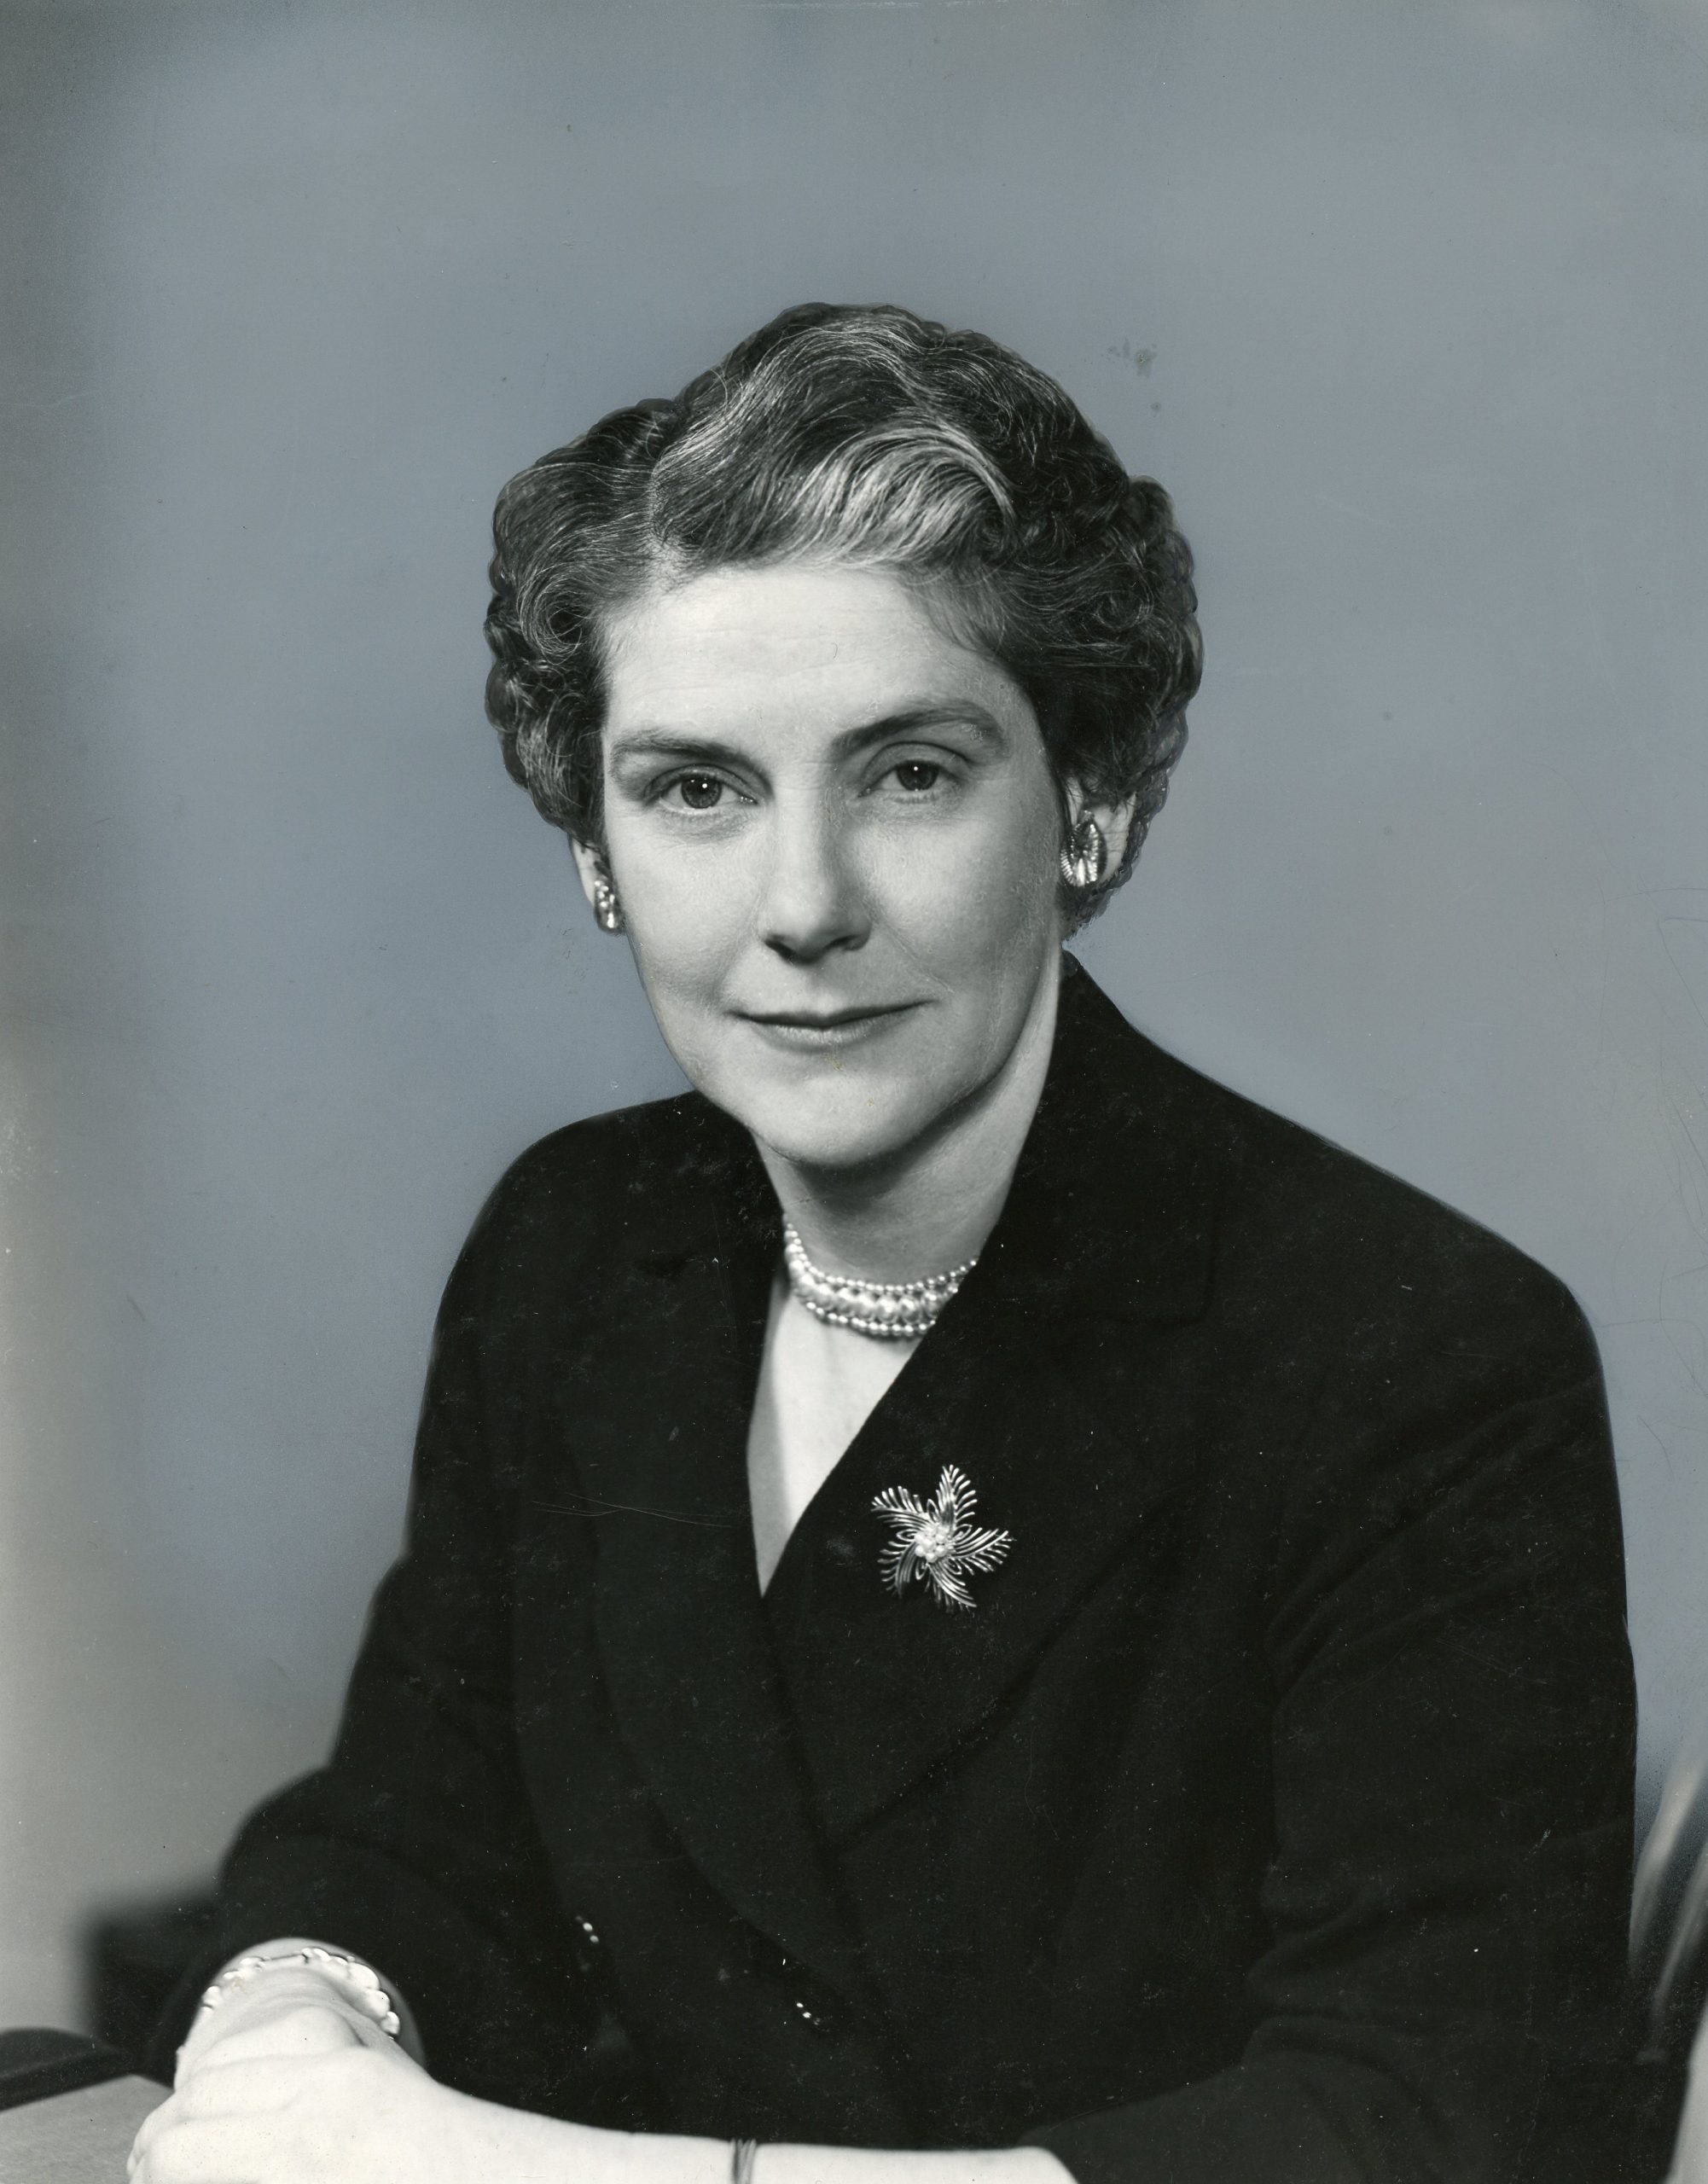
[
  {"xmin": 630, "ymin": 857, "xmax": 746, "ymax": 986},
  {"xmin": 896, "ymin": 825, "xmax": 1049, "ymax": 979}
]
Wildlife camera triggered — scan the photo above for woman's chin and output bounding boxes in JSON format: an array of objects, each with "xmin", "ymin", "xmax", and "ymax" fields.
[{"xmin": 733, "ymin": 1083, "xmax": 942, "ymax": 1176}]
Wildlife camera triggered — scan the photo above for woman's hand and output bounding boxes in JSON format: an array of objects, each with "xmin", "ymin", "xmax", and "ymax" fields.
[
  {"xmin": 129, "ymin": 2042, "xmax": 472, "ymax": 2184},
  {"xmin": 127, "ymin": 1971, "xmax": 525, "ymax": 2184}
]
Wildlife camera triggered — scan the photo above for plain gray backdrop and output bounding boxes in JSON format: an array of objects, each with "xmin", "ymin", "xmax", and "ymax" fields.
[{"xmin": 3, "ymin": 0, "xmax": 1705, "ymax": 2030}]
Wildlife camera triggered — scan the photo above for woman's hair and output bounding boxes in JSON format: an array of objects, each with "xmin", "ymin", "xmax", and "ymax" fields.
[{"xmin": 484, "ymin": 302, "xmax": 1201, "ymax": 927}]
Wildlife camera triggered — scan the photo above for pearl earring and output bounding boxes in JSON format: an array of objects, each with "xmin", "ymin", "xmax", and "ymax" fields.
[{"xmin": 592, "ymin": 874, "xmax": 625, "ymax": 933}]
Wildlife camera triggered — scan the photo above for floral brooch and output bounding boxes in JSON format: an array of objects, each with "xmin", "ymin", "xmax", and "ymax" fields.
[{"xmin": 871, "ymin": 1464, "xmax": 1013, "ymax": 1610}]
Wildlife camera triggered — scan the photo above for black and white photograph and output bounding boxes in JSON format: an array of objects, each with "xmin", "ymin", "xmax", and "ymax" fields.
[{"xmin": 3, "ymin": 5, "xmax": 1706, "ymax": 2179}]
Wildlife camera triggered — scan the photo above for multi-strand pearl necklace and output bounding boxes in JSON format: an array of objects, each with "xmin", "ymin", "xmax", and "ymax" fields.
[{"xmin": 781, "ymin": 1220, "xmax": 978, "ymax": 1342}]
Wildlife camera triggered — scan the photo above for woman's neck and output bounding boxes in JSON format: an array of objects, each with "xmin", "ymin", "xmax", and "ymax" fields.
[{"xmin": 752, "ymin": 959, "xmax": 1061, "ymax": 1285}]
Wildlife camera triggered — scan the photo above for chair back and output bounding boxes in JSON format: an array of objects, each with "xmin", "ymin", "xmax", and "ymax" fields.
[
  {"xmin": 1636, "ymin": 1733, "xmax": 1708, "ymax": 2180},
  {"xmin": 1635, "ymin": 1734, "xmax": 1708, "ymax": 2052}
]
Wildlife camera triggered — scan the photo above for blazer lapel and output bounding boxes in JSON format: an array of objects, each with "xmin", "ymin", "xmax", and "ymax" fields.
[
  {"xmin": 761, "ymin": 961, "xmax": 1223, "ymax": 1843},
  {"xmin": 555, "ymin": 1103, "xmax": 870, "ymax": 2010}
]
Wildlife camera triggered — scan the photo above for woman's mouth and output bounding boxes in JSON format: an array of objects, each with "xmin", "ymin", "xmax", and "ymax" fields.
[{"xmin": 739, "ymin": 1003, "xmax": 919, "ymax": 1050}]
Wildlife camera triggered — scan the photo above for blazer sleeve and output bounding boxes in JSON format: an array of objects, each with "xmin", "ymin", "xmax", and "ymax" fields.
[
  {"xmin": 152, "ymin": 1188, "xmax": 601, "ymax": 2111},
  {"xmin": 1027, "ymin": 1258, "xmax": 1646, "ymax": 2184}
]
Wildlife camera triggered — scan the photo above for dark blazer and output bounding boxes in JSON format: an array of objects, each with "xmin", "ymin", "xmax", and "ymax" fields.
[{"xmin": 181, "ymin": 958, "xmax": 1643, "ymax": 2182}]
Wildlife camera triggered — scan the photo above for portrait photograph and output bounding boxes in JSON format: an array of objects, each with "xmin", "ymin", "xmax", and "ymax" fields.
[{"xmin": 3, "ymin": 3, "xmax": 1707, "ymax": 2180}]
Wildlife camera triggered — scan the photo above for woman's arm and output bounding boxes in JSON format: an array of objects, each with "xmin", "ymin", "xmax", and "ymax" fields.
[
  {"xmin": 149, "ymin": 1173, "xmax": 605, "ymax": 2106},
  {"xmin": 147, "ymin": 1938, "xmax": 1075, "ymax": 2184},
  {"xmin": 1025, "ymin": 1257, "xmax": 1639, "ymax": 2184},
  {"xmin": 482, "ymin": 2127, "xmax": 1070, "ymax": 2184},
  {"xmin": 133, "ymin": 2057, "xmax": 1073, "ymax": 2184}
]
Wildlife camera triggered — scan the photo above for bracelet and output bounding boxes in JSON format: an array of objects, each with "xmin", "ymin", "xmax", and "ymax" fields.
[
  {"xmin": 197, "ymin": 1946, "xmax": 403, "ymax": 2038},
  {"xmin": 731, "ymin": 2140, "xmax": 760, "ymax": 2184}
]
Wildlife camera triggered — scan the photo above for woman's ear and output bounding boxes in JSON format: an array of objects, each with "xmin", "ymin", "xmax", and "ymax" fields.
[
  {"xmin": 569, "ymin": 835, "xmax": 605, "ymax": 914},
  {"xmin": 571, "ymin": 836, "xmax": 627, "ymax": 934}
]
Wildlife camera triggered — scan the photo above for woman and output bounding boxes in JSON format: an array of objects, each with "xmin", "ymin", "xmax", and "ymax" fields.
[{"xmin": 131, "ymin": 305, "xmax": 1641, "ymax": 2183}]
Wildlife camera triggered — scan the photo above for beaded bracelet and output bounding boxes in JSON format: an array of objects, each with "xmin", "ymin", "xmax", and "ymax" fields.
[{"xmin": 197, "ymin": 1946, "xmax": 403, "ymax": 2039}]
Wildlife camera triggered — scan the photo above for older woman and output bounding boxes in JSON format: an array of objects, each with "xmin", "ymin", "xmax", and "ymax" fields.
[{"xmin": 131, "ymin": 305, "xmax": 1639, "ymax": 2184}]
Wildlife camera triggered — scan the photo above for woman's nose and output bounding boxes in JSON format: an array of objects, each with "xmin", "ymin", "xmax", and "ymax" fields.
[{"xmin": 756, "ymin": 804, "xmax": 869, "ymax": 963}]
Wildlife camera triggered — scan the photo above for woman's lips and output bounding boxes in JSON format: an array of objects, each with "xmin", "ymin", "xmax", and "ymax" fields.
[{"xmin": 739, "ymin": 1003, "xmax": 919, "ymax": 1050}]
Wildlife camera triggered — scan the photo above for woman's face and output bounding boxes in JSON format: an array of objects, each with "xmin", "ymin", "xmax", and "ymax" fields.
[{"xmin": 584, "ymin": 561, "xmax": 1072, "ymax": 1173}]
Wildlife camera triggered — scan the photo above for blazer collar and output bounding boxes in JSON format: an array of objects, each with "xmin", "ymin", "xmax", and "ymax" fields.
[
  {"xmin": 562, "ymin": 957, "xmax": 1222, "ymax": 1993},
  {"xmin": 972, "ymin": 951, "xmax": 1219, "ymax": 1327}
]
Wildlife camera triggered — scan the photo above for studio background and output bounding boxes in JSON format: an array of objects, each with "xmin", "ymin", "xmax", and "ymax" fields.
[{"xmin": 3, "ymin": 0, "xmax": 1705, "ymax": 2029}]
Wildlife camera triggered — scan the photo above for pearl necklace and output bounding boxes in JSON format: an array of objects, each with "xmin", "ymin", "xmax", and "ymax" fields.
[{"xmin": 781, "ymin": 1221, "xmax": 978, "ymax": 1341}]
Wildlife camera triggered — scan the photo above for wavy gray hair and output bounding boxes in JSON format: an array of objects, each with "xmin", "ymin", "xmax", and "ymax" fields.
[{"xmin": 484, "ymin": 302, "xmax": 1202, "ymax": 929}]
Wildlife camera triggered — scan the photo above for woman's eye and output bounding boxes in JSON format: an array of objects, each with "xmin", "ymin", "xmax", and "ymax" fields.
[
  {"xmin": 671, "ymin": 774, "xmax": 726, "ymax": 810},
  {"xmin": 892, "ymin": 761, "xmax": 942, "ymax": 793}
]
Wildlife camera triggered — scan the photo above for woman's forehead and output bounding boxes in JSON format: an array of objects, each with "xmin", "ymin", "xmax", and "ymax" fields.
[{"xmin": 601, "ymin": 561, "xmax": 1020, "ymax": 731}]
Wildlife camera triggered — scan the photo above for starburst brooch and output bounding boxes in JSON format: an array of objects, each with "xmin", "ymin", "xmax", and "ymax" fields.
[{"xmin": 871, "ymin": 1464, "xmax": 1013, "ymax": 1610}]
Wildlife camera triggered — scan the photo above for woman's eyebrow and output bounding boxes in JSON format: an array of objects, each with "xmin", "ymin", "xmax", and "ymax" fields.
[
  {"xmin": 834, "ymin": 704, "xmax": 1007, "ymax": 753},
  {"xmin": 607, "ymin": 729, "xmax": 751, "ymax": 769},
  {"xmin": 607, "ymin": 705, "xmax": 1007, "ymax": 768}
]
